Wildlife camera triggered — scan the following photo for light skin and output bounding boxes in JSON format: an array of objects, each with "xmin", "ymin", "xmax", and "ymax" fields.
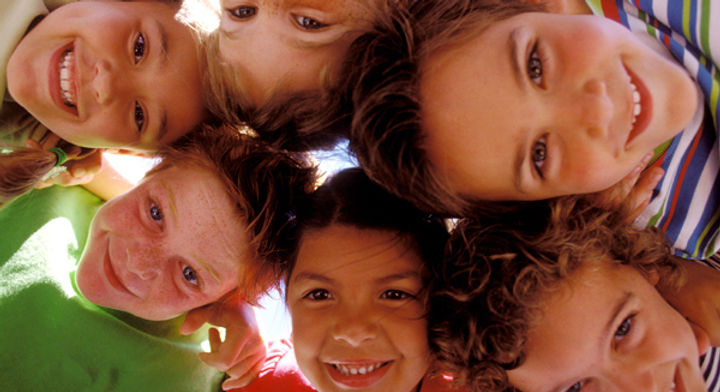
[
  {"xmin": 217, "ymin": 0, "xmax": 377, "ymax": 105},
  {"xmin": 507, "ymin": 262, "xmax": 707, "ymax": 392},
  {"xmin": 420, "ymin": 8, "xmax": 697, "ymax": 201},
  {"xmin": 287, "ymin": 224, "xmax": 430, "ymax": 392},
  {"xmin": 75, "ymin": 164, "xmax": 248, "ymax": 321},
  {"xmin": 6, "ymin": 1, "xmax": 205, "ymax": 150}
]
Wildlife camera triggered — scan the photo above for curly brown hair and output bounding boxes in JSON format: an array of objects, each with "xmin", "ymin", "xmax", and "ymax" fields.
[
  {"xmin": 150, "ymin": 124, "xmax": 317, "ymax": 303},
  {"xmin": 343, "ymin": 0, "xmax": 541, "ymax": 216},
  {"xmin": 427, "ymin": 196, "xmax": 683, "ymax": 392}
]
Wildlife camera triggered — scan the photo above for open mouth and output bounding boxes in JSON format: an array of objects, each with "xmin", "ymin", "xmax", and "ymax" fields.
[
  {"xmin": 624, "ymin": 66, "xmax": 652, "ymax": 147},
  {"xmin": 58, "ymin": 48, "xmax": 77, "ymax": 108},
  {"xmin": 325, "ymin": 360, "xmax": 392, "ymax": 388}
]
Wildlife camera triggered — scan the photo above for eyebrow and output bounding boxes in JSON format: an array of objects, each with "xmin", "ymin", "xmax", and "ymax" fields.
[
  {"xmin": 291, "ymin": 272, "xmax": 335, "ymax": 285},
  {"xmin": 153, "ymin": 20, "xmax": 169, "ymax": 142},
  {"xmin": 375, "ymin": 271, "xmax": 422, "ymax": 285},
  {"xmin": 510, "ymin": 28, "xmax": 530, "ymax": 195},
  {"xmin": 514, "ymin": 136, "xmax": 529, "ymax": 194}
]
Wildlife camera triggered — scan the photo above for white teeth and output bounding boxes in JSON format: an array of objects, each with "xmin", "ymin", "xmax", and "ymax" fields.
[
  {"xmin": 630, "ymin": 81, "xmax": 641, "ymax": 124},
  {"xmin": 331, "ymin": 362, "xmax": 384, "ymax": 376},
  {"xmin": 58, "ymin": 49, "xmax": 76, "ymax": 107}
]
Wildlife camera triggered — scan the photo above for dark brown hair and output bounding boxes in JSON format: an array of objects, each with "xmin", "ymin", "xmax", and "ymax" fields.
[
  {"xmin": 428, "ymin": 197, "xmax": 683, "ymax": 391},
  {"xmin": 343, "ymin": 0, "xmax": 540, "ymax": 216},
  {"xmin": 153, "ymin": 124, "xmax": 317, "ymax": 302},
  {"xmin": 283, "ymin": 167, "xmax": 449, "ymax": 303}
]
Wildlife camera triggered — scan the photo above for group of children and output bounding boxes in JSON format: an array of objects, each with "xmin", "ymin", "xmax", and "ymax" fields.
[{"xmin": 1, "ymin": 0, "xmax": 720, "ymax": 391}]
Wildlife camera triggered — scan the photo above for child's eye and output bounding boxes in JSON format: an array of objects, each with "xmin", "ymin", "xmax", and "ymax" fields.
[
  {"xmin": 381, "ymin": 289, "xmax": 413, "ymax": 300},
  {"xmin": 149, "ymin": 204, "xmax": 163, "ymax": 221},
  {"xmin": 133, "ymin": 33, "xmax": 145, "ymax": 64},
  {"xmin": 182, "ymin": 264, "xmax": 199, "ymax": 286},
  {"xmin": 227, "ymin": 6, "xmax": 257, "ymax": 19},
  {"xmin": 566, "ymin": 380, "xmax": 585, "ymax": 392},
  {"xmin": 304, "ymin": 289, "xmax": 332, "ymax": 301},
  {"xmin": 614, "ymin": 315, "xmax": 635, "ymax": 340},
  {"xmin": 532, "ymin": 135, "xmax": 547, "ymax": 177},
  {"xmin": 294, "ymin": 15, "xmax": 328, "ymax": 30},
  {"xmin": 527, "ymin": 42, "xmax": 543, "ymax": 86},
  {"xmin": 134, "ymin": 102, "xmax": 145, "ymax": 133}
]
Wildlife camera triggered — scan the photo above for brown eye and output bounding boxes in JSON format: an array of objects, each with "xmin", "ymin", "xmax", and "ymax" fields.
[
  {"xmin": 532, "ymin": 135, "xmax": 547, "ymax": 176},
  {"xmin": 227, "ymin": 6, "xmax": 256, "ymax": 19},
  {"xmin": 527, "ymin": 44, "xmax": 543, "ymax": 85},
  {"xmin": 295, "ymin": 15, "xmax": 328, "ymax": 30}
]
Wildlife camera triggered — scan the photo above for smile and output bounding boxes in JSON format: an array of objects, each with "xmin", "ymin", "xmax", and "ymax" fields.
[
  {"xmin": 325, "ymin": 360, "xmax": 392, "ymax": 389},
  {"xmin": 49, "ymin": 42, "xmax": 79, "ymax": 116},
  {"xmin": 59, "ymin": 49, "xmax": 77, "ymax": 107},
  {"xmin": 103, "ymin": 248, "xmax": 135, "ymax": 297},
  {"xmin": 624, "ymin": 66, "xmax": 652, "ymax": 148}
]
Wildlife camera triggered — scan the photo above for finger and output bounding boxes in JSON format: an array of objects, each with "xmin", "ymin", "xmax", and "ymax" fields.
[
  {"xmin": 221, "ymin": 355, "xmax": 266, "ymax": 390},
  {"xmin": 180, "ymin": 306, "xmax": 213, "ymax": 335},
  {"xmin": 208, "ymin": 327, "xmax": 222, "ymax": 353},
  {"xmin": 24, "ymin": 139, "xmax": 42, "ymax": 150}
]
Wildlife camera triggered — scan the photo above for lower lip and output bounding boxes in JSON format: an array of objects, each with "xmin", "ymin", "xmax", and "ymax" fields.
[
  {"xmin": 625, "ymin": 66, "xmax": 653, "ymax": 147},
  {"xmin": 325, "ymin": 362, "xmax": 392, "ymax": 389},
  {"xmin": 48, "ymin": 42, "xmax": 78, "ymax": 116},
  {"xmin": 103, "ymin": 249, "xmax": 133, "ymax": 296}
]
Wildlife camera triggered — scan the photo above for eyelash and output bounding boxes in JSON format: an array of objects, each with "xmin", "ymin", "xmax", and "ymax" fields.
[
  {"xmin": 615, "ymin": 314, "xmax": 635, "ymax": 341},
  {"xmin": 527, "ymin": 41, "xmax": 543, "ymax": 86},
  {"xmin": 566, "ymin": 380, "xmax": 586, "ymax": 392},
  {"xmin": 182, "ymin": 264, "xmax": 199, "ymax": 287},
  {"xmin": 226, "ymin": 6, "xmax": 257, "ymax": 19},
  {"xmin": 380, "ymin": 289, "xmax": 414, "ymax": 300},
  {"xmin": 532, "ymin": 135, "xmax": 547, "ymax": 178},
  {"xmin": 133, "ymin": 33, "xmax": 146, "ymax": 64},
  {"xmin": 294, "ymin": 15, "xmax": 328, "ymax": 30},
  {"xmin": 134, "ymin": 102, "xmax": 145, "ymax": 133},
  {"xmin": 304, "ymin": 289, "xmax": 332, "ymax": 301}
]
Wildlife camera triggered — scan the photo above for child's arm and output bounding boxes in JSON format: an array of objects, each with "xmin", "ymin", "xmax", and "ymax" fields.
[
  {"xmin": 658, "ymin": 258, "xmax": 720, "ymax": 347},
  {"xmin": 180, "ymin": 291, "xmax": 266, "ymax": 391}
]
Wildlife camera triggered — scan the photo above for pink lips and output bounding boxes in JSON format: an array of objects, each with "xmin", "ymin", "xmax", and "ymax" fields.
[
  {"xmin": 48, "ymin": 42, "xmax": 78, "ymax": 116},
  {"xmin": 624, "ymin": 66, "xmax": 652, "ymax": 148},
  {"xmin": 325, "ymin": 361, "xmax": 392, "ymax": 389}
]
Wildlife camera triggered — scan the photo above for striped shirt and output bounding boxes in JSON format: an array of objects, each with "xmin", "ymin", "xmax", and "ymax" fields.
[{"xmin": 588, "ymin": 0, "xmax": 720, "ymax": 260}]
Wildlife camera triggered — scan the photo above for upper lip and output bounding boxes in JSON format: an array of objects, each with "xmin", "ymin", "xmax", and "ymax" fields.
[
  {"xmin": 51, "ymin": 41, "xmax": 80, "ymax": 117},
  {"xmin": 105, "ymin": 242, "xmax": 136, "ymax": 297}
]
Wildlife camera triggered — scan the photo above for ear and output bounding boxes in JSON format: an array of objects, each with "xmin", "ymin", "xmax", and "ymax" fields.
[
  {"xmin": 646, "ymin": 269, "xmax": 661, "ymax": 286},
  {"xmin": 525, "ymin": 0, "xmax": 592, "ymax": 14}
]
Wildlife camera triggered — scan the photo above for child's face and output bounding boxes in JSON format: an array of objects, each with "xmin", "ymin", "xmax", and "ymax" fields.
[
  {"xmin": 287, "ymin": 225, "xmax": 430, "ymax": 392},
  {"xmin": 6, "ymin": 1, "xmax": 204, "ymax": 150},
  {"xmin": 507, "ymin": 262, "xmax": 706, "ymax": 392},
  {"xmin": 76, "ymin": 164, "xmax": 248, "ymax": 321},
  {"xmin": 420, "ymin": 12, "xmax": 697, "ymax": 201},
  {"xmin": 218, "ymin": 0, "xmax": 375, "ymax": 105}
]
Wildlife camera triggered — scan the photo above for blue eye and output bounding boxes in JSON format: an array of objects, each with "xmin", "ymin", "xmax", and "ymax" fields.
[
  {"xmin": 227, "ymin": 6, "xmax": 256, "ymax": 19},
  {"xmin": 182, "ymin": 264, "xmax": 198, "ymax": 286},
  {"xmin": 134, "ymin": 102, "xmax": 145, "ymax": 133},
  {"xmin": 133, "ymin": 33, "xmax": 145, "ymax": 63},
  {"xmin": 149, "ymin": 204, "xmax": 162, "ymax": 221},
  {"xmin": 294, "ymin": 15, "xmax": 328, "ymax": 30},
  {"xmin": 381, "ymin": 289, "xmax": 412, "ymax": 300},
  {"xmin": 527, "ymin": 42, "xmax": 543, "ymax": 85},
  {"xmin": 304, "ymin": 289, "xmax": 332, "ymax": 301}
]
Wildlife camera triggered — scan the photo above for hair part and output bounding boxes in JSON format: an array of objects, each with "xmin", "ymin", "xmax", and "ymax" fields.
[
  {"xmin": 428, "ymin": 196, "xmax": 683, "ymax": 391},
  {"xmin": 152, "ymin": 124, "xmax": 317, "ymax": 303}
]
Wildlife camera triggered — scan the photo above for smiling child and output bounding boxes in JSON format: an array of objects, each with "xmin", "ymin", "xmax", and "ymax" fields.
[
  {"xmin": 231, "ymin": 168, "xmax": 461, "ymax": 392},
  {"xmin": 343, "ymin": 0, "xmax": 719, "ymax": 259},
  {"xmin": 0, "ymin": 124, "xmax": 316, "ymax": 390},
  {"xmin": 1, "ymin": 0, "xmax": 206, "ymax": 203},
  {"xmin": 430, "ymin": 197, "xmax": 718, "ymax": 392}
]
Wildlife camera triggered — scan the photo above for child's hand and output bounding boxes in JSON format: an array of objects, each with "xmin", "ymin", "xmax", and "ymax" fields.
[
  {"xmin": 35, "ymin": 150, "xmax": 103, "ymax": 188},
  {"xmin": 592, "ymin": 152, "xmax": 664, "ymax": 222},
  {"xmin": 180, "ymin": 291, "xmax": 266, "ymax": 390},
  {"xmin": 660, "ymin": 258, "xmax": 720, "ymax": 346}
]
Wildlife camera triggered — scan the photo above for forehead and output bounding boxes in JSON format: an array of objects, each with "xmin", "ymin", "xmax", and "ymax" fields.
[{"xmin": 293, "ymin": 225, "xmax": 424, "ymax": 281}]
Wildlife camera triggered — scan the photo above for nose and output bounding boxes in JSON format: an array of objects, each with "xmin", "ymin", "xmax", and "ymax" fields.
[
  {"xmin": 331, "ymin": 310, "xmax": 379, "ymax": 347},
  {"xmin": 607, "ymin": 369, "xmax": 657, "ymax": 391},
  {"xmin": 125, "ymin": 249, "xmax": 161, "ymax": 281},
  {"xmin": 92, "ymin": 59, "xmax": 117, "ymax": 104},
  {"xmin": 558, "ymin": 79, "xmax": 613, "ymax": 139}
]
